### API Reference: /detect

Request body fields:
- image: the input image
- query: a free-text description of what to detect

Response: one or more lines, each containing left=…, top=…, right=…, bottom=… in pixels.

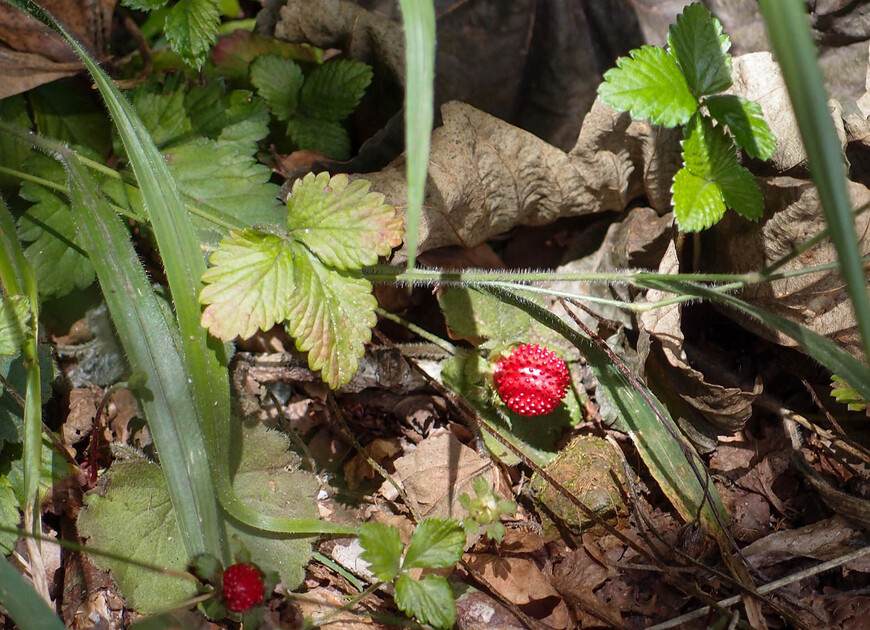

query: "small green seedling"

left=458, top=476, right=516, bottom=542
left=831, top=374, right=868, bottom=412
left=358, top=517, right=465, bottom=629
left=598, top=2, right=776, bottom=231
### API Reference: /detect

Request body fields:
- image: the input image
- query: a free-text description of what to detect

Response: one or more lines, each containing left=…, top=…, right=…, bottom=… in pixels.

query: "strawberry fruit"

left=222, top=563, right=265, bottom=612
left=493, top=344, right=570, bottom=416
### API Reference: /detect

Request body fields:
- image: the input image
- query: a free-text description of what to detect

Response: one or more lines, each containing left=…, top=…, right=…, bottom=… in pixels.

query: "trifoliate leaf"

left=200, top=230, right=293, bottom=340
left=705, top=94, right=776, bottom=160
left=127, top=73, right=192, bottom=149
left=672, top=167, right=726, bottom=231
left=358, top=523, right=403, bottom=581
left=287, top=116, right=351, bottom=160
left=0, top=296, right=30, bottom=356
left=17, top=182, right=95, bottom=297
left=402, top=518, right=465, bottom=570
left=674, top=114, right=762, bottom=229
left=395, top=573, right=456, bottom=630
left=164, top=0, right=221, bottom=68
left=286, top=173, right=404, bottom=269
left=598, top=45, right=697, bottom=127
left=299, top=59, right=373, bottom=122
left=667, top=3, right=731, bottom=96
left=250, top=55, right=304, bottom=122
left=284, top=247, right=377, bottom=387
left=718, top=164, right=763, bottom=221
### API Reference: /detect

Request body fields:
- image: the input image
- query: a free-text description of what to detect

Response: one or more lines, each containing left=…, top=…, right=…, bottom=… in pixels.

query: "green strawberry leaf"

left=30, top=82, right=112, bottom=157
left=164, top=0, right=221, bottom=68
left=162, top=137, right=283, bottom=241
left=395, top=573, right=456, bottom=630
left=17, top=179, right=96, bottom=297
left=0, top=96, right=35, bottom=188
left=184, top=82, right=271, bottom=154
left=831, top=375, right=867, bottom=412
left=402, top=517, right=464, bottom=570
left=718, top=163, right=763, bottom=221
left=300, top=59, right=373, bottom=122
left=674, top=114, right=762, bottom=230
left=200, top=230, right=293, bottom=341
left=672, top=167, right=727, bottom=231
left=284, top=246, right=377, bottom=387
left=285, top=173, right=403, bottom=269
left=200, top=173, right=403, bottom=387
left=667, top=3, right=732, bottom=96
left=0, top=296, right=30, bottom=356
left=358, top=522, right=403, bottom=581
left=287, top=116, right=351, bottom=159
left=705, top=94, right=776, bottom=160
left=126, top=73, right=193, bottom=150
left=250, top=55, right=304, bottom=122
left=598, top=45, right=697, bottom=127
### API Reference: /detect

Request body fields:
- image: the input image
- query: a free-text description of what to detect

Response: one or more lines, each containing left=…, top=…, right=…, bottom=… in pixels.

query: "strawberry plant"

left=598, top=2, right=776, bottom=231
left=358, top=517, right=465, bottom=630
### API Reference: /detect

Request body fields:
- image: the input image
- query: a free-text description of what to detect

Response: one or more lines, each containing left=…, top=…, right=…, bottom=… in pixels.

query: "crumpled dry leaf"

left=729, top=53, right=847, bottom=173
left=640, top=242, right=764, bottom=435
left=463, top=553, right=571, bottom=629
left=0, top=0, right=114, bottom=99
left=379, top=431, right=493, bottom=521
left=706, top=176, right=870, bottom=361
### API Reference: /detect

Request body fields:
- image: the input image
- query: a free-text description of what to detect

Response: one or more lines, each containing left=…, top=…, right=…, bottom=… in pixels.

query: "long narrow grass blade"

left=63, top=147, right=222, bottom=558
left=758, top=0, right=870, bottom=361
left=0, top=200, right=42, bottom=547
left=0, top=555, right=66, bottom=630
left=397, top=0, right=435, bottom=269
left=477, top=285, right=729, bottom=534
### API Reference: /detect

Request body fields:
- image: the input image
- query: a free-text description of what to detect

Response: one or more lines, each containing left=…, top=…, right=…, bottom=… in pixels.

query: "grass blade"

left=397, top=0, right=435, bottom=269
left=0, top=555, right=66, bottom=630
left=758, top=0, right=870, bottom=361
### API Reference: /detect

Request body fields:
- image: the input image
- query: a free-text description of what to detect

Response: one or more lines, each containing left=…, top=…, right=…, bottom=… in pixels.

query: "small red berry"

left=493, top=344, right=570, bottom=416
left=222, top=563, right=265, bottom=612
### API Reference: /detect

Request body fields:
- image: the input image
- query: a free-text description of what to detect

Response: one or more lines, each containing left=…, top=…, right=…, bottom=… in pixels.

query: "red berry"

left=493, top=344, right=570, bottom=416
left=222, top=563, right=265, bottom=612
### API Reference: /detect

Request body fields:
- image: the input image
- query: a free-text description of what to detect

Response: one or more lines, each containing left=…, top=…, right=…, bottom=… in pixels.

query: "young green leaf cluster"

left=358, top=518, right=465, bottom=629
left=458, top=476, right=516, bottom=542
left=597, top=2, right=776, bottom=231
left=830, top=375, right=868, bottom=412
left=199, top=172, right=404, bottom=388
left=250, top=55, right=373, bottom=160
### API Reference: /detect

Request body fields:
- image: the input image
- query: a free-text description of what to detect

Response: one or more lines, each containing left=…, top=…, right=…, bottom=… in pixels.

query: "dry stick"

left=383, top=342, right=755, bottom=629
left=646, top=542, right=870, bottom=630
left=557, top=298, right=809, bottom=627
left=325, top=391, right=424, bottom=525
left=802, top=379, right=870, bottom=463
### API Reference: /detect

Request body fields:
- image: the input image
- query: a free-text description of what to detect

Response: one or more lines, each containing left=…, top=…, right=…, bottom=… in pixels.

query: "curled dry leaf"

left=0, top=0, right=114, bottom=98
left=640, top=242, right=764, bottom=437
left=706, top=176, right=870, bottom=361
